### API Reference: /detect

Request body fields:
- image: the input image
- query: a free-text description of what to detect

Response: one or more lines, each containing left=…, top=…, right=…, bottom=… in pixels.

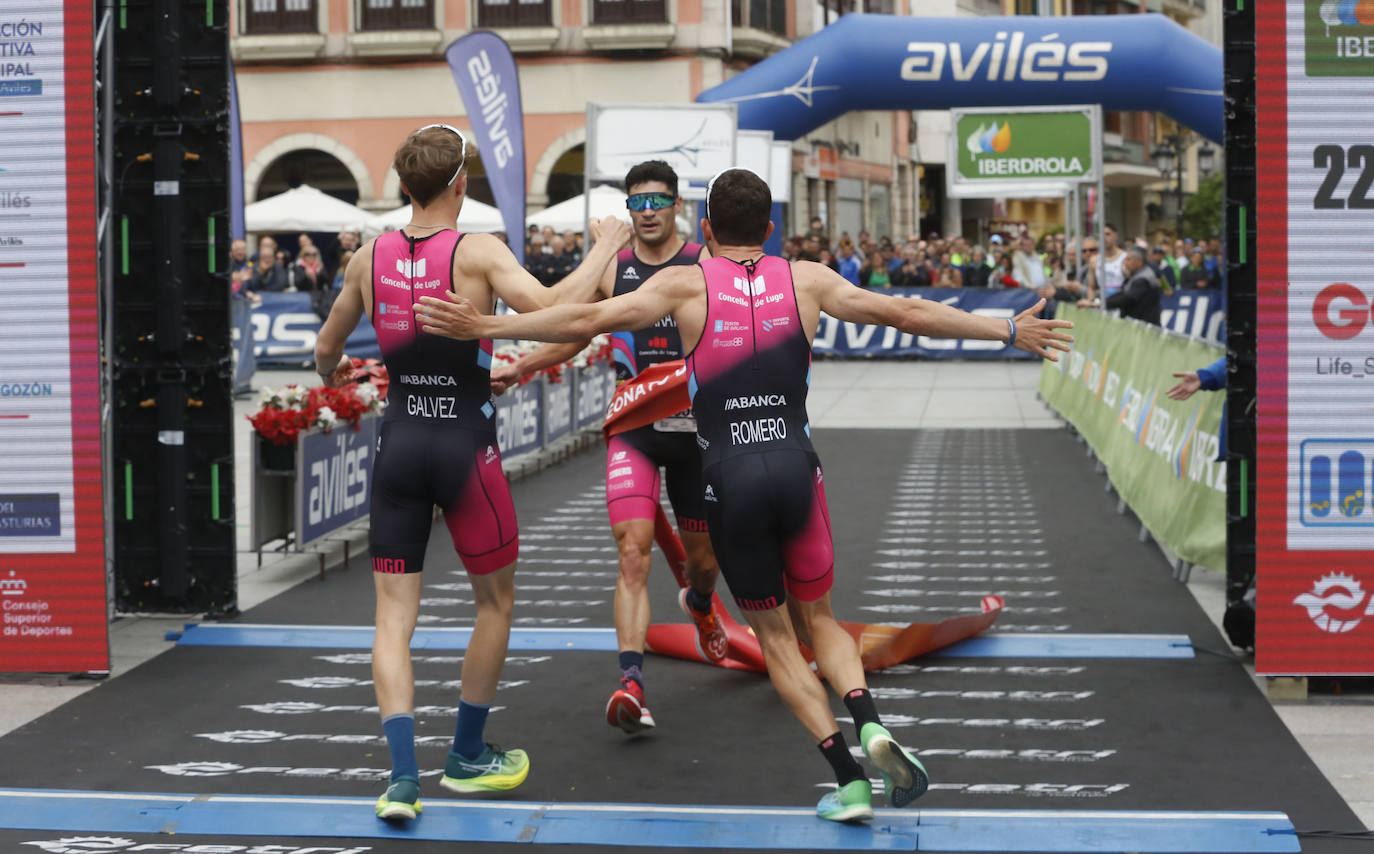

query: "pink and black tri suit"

left=368, top=229, right=518, bottom=575
left=685, top=255, right=834, bottom=611
left=604, top=242, right=708, bottom=533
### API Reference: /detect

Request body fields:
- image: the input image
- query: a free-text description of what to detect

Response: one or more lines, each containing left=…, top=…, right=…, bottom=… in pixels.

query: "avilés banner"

left=445, top=32, right=526, bottom=264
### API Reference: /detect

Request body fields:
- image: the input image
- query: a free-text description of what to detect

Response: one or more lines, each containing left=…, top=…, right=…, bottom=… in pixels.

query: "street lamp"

left=1151, top=135, right=1217, bottom=239
left=1152, top=133, right=1187, bottom=239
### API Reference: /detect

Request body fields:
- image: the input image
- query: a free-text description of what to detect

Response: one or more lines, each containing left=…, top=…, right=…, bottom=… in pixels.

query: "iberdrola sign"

left=949, top=105, right=1099, bottom=192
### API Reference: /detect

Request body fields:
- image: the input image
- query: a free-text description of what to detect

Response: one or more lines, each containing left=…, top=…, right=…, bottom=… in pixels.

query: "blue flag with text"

left=446, top=33, right=527, bottom=264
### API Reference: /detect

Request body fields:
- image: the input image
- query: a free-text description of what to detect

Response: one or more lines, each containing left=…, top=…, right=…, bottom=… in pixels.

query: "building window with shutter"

left=243, top=0, right=317, bottom=34
left=477, top=0, right=553, bottom=27
left=592, top=0, right=667, bottom=25
left=360, top=0, right=434, bottom=30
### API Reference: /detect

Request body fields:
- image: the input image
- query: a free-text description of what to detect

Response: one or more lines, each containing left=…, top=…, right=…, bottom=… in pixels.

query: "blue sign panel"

left=296, top=417, right=378, bottom=547
left=543, top=375, right=573, bottom=444
left=250, top=293, right=381, bottom=367
left=495, top=377, right=543, bottom=458
left=0, top=493, right=59, bottom=537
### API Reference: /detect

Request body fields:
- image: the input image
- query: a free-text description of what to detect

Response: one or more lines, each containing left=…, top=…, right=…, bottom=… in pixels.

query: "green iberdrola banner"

left=955, top=109, right=1093, bottom=183
left=1038, top=306, right=1226, bottom=572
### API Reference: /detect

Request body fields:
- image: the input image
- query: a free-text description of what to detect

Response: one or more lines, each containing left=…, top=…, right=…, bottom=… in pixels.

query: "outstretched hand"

left=1166, top=371, right=1202, bottom=401
left=416, top=293, right=485, bottom=340
left=1012, top=299, right=1075, bottom=361
left=589, top=216, right=633, bottom=250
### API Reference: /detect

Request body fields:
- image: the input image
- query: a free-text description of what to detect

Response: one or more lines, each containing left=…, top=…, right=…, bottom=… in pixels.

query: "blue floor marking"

left=170, top=624, right=622, bottom=651
left=171, top=624, right=1195, bottom=658
left=0, top=789, right=1298, bottom=852
left=930, top=633, right=1196, bottom=659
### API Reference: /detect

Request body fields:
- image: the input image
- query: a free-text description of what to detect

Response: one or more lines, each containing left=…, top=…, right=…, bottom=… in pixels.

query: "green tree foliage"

left=1181, top=172, right=1224, bottom=239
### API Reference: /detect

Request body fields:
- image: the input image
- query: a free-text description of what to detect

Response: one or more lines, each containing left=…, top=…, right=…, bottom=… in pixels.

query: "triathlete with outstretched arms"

left=415, top=168, right=1073, bottom=821
left=314, top=123, right=631, bottom=821
left=490, top=160, right=728, bottom=735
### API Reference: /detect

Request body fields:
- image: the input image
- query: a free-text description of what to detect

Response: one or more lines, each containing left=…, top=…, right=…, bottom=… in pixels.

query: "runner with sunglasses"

left=416, top=167, right=1073, bottom=822
left=491, top=160, right=728, bottom=736
left=314, top=123, right=632, bottom=821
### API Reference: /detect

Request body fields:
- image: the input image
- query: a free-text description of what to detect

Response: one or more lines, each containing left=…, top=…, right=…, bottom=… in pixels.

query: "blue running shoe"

left=375, top=776, right=422, bottom=821
left=816, top=778, right=874, bottom=823
left=860, top=722, right=929, bottom=808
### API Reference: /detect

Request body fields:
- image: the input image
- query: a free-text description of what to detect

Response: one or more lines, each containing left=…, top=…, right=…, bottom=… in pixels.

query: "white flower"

left=316, top=406, right=338, bottom=428
left=257, top=387, right=278, bottom=408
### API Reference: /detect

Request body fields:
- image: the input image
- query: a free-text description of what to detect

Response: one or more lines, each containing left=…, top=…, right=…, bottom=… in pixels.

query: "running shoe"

left=678, top=588, right=729, bottom=663
left=605, top=677, right=656, bottom=734
left=859, top=722, right=929, bottom=808
left=375, top=776, right=422, bottom=821
left=816, top=778, right=874, bottom=823
left=439, top=743, right=530, bottom=794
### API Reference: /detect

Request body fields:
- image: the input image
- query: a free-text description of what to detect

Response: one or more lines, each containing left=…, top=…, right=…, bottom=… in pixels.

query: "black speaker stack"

left=1222, top=0, right=1257, bottom=647
left=109, top=0, right=236, bottom=614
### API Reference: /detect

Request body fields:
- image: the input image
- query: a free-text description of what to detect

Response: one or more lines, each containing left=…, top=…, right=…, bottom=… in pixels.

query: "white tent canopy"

left=245, top=184, right=385, bottom=236
left=527, top=185, right=691, bottom=235
left=376, top=198, right=505, bottom=233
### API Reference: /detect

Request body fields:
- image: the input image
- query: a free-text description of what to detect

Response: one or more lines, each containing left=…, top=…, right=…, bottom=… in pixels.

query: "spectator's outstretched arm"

left=803, top=261, right=1073, bottom=361
left=1196, top=355, right=1227, bottom=391
left=1165, top=372, right=1202, bottom=401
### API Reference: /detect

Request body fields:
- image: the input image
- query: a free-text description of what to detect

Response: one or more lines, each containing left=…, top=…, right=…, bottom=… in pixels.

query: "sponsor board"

left=1256, top=1, right=1374, bottom=672
left=0, top=0, right=105, bottom=672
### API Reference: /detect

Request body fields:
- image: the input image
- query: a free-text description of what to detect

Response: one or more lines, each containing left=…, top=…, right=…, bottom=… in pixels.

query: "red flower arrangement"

left=492, top=336, right=616, bottom=387
left=247, top=378, right=385, bottom=446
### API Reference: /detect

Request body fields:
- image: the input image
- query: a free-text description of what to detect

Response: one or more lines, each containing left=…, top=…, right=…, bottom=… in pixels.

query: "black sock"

left=685, top=586, right=712, bottom=614
left=818, top=731, right=865, bottom=786
left=618, top=650, right=644, bottom=687
left=843, top=688, right=881, bottom=738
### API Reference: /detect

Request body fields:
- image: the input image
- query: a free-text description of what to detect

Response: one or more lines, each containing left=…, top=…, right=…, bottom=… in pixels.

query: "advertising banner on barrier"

left=575, top=364, right=614, bottom=431
left=496, top=376, right=543, bottom=458
left=543, top=375, right=573, bottom=444
left=250, top=292, right=381, bottom=367
left=0, top=2, right=106, bottom=673
left=1254, top=2, right=1374, bottom=673
left=1038, top=306, right=1226, bottom=572
left=295, top=417, right=378, bottom=549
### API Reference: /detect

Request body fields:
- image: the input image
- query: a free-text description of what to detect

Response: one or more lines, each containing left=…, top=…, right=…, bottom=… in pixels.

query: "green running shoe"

left=375, top=776, right=422, bottom=821
left=860, top=722, right=929, bottom=808
left=440, top=743, right=530, bottom=794
left=816, top=778, right=874, bottom=823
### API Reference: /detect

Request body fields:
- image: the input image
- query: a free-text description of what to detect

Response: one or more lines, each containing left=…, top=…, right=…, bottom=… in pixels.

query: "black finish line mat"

left=0, top=429, right=1365, bottom=853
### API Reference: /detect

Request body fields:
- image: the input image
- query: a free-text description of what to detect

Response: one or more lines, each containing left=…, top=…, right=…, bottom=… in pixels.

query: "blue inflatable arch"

left=696, top=14, right=1222, bottom=143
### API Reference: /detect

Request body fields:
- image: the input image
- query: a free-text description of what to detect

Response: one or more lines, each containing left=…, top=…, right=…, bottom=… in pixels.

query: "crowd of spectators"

left=785, top=217, right=1225, bottom=327
left=231, top=229, right=364, bottom=305
left=522, top=224, right=585, bottom=287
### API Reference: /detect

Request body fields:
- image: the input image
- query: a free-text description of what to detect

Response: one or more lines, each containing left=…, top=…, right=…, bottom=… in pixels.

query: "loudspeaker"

left=110, top=0, right=236, bottom=614
left=1223, top=0, right=1256, bottom=649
